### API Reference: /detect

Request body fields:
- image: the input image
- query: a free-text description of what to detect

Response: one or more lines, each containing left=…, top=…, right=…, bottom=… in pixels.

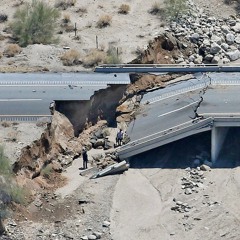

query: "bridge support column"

left=211, top=127, right=229, bottom=163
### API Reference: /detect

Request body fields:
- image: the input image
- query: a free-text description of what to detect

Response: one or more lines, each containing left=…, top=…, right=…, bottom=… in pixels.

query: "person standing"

left=116, top=129, right=124, bottom=146
left=82, top=147, right=88, bottom=169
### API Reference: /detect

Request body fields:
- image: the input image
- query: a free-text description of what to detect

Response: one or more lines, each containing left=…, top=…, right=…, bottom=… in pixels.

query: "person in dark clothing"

left=82, top=147, right=88, bottom=169
left=116, top=129, right=124, bottom=146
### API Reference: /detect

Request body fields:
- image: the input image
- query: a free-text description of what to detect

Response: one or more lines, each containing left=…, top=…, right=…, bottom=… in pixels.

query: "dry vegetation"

left=60, top=49, right=80, bottom=66
left=54, top=0, right=76, bottom=10
left=118, top=4, right=130, bottom=14
left=3, top=44, right=21, bottom=57
left=96, top=15, right=112, bottom=28
left=82, top=49, right=107, bottom=67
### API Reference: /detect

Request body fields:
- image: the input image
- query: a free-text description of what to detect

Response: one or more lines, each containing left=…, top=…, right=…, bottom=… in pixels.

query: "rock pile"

left=166, top=0, right=240, bottom=64
left=181, top=168, right=205, bottom=195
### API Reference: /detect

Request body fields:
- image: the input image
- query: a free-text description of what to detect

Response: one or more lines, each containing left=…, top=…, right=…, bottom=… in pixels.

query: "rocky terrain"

left=1, top=0, right=240, bottom=240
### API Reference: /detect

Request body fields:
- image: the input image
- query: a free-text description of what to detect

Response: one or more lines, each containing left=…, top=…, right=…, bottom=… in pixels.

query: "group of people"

left=80, top=129, right=125, bottom=170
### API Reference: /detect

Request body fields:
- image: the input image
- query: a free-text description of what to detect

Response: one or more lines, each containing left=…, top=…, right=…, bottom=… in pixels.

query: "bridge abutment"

left=211, top=127, right=229, bottom=163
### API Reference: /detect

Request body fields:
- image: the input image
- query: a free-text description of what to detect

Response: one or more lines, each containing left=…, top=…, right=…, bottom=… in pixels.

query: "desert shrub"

left=0, top=35, right=6, bottom=41
left=164, top=0, right=188, bottom=20
left=60, top=49, right=80, bottom=66
left=149, top=2, right=163, bottom=15
left=0, top=52, right=2, bottom=59
left=64, top=24, right=75, bottom=32
left=41, top=165, right=53, bottom=179
left=0, top=14, right=8, bottom=23
left=6, top=130, right=18, bottom=142
left=62, top=13, right=71, bottom=23
left=106, top=46, right=122, bottom=64
left=1, top=122, right=11, bottom=128
left=83, top=49, right=107, bottom=68
left=12, top=0, right=24, bottom=7
left=118, top=4, right=130, bottom=14
left=0, top=146, right=11, bottom=176
left=8, top=184, right=26, bottom=204
left=11, top=0, right=60, bottom=46
left=3, top=44, right=22, bottom=57
left=76, top=7, right=88, bottom=16
left=96, top=15, right=112, bottom=28
left=55, top=0, right=76, bottom=10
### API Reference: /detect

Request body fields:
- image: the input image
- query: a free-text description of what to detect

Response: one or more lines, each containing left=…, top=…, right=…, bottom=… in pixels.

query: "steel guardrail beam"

left=118, top=118, right=213, bottom=159
left=95, top=64, right=240, bottom=73
left=0, top=115, right=52, bottom=122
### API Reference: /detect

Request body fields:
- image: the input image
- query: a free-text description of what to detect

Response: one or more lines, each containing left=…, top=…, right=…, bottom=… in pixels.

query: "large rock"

left=210, top=42, right=221, bottom=54
left=226, top=33, right=235, bottom=45
left=226, top=50, right=240, bottom=61
left=211, top=55, right=220, bottom=64
left=231, top=23, right=240, bottom=33
left=235, top=35, right=240, bottom=44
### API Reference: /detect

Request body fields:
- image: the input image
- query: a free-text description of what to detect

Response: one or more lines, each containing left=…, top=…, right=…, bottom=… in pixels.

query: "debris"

left=200, top=164, right=211, bottom=171
left=91, top=160, right=129, bottom=179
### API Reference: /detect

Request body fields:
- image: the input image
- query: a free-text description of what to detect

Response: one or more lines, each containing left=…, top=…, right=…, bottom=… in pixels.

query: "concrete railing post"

left=211, top=127, right=229, bottom=163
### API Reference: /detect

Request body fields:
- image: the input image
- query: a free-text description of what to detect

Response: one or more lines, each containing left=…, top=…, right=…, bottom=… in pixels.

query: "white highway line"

left=200, top=113, right=240, bottom=116
left=0, top=99, right=42, bottom=101
left=158, top=101, right=199, bottom=118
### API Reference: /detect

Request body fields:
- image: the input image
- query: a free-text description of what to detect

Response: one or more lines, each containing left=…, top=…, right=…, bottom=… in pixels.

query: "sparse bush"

left=76, top=7, right=87, bottom=16
left=118, top=4, right=130, bottom=14
left=62, top=13, right=71, bottom=23
left=6, top=130, right=18, bottom=142
left=1, top=122, right=11, bottom=128
left=0, top=52, right=2, bottom=59
left=8, top=185, right=26, bottom=204
left=149, top=2, right=163, bottom=15
left=106, top=46, right=122, bottom=64
left=64, top=24, right=75, bottom=32
left=11, top=0, right=60, bottom=46
left=55, top=0, right=76, bottom=10
left=0, top=146, right=11, bottom=176
left=3, top=44, right=22, bottom=57
left=96, top=15, right=112, bottom=28
left=0, top=35, right=6, bottom=41
left=12, top=0, right=24, bottom=7
left=60, top=49, right=80, bottom=66
left=164, top=0, right=188, bottom=20
left=0, top=14, right=8, bottom=23
left=83, top=49, right=107, bottom=68
left=41, top=164, right=53, bottom=179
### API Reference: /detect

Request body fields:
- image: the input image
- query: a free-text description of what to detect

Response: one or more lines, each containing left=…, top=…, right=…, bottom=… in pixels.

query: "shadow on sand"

left=129, top=129, right=240, bottom=169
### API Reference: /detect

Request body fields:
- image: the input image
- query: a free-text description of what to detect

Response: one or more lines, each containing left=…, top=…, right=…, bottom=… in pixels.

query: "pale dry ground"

left=111, top=163, right=240, bottom=239
left=0, top=0, right=166, bottom=72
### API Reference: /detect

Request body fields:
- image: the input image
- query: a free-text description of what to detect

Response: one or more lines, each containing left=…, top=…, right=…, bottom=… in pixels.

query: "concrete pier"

left=211, top=127, right=229, bottom=163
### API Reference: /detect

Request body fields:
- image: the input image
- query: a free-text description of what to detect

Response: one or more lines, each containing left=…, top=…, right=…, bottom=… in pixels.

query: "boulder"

left=221, top=43, right=229, bottom=51
left=226, top=33, right=235, bottom=45
left=210, top=42, right=221, bottom=54
left=211, top=55, right=220, bottom=64
left=200, top=164, right=211, bottom=171
left=231, top=22, right=240, bottom=33
left=235, top=35, right=240, bottom=44
left=226, top=50, right=240, bottom=61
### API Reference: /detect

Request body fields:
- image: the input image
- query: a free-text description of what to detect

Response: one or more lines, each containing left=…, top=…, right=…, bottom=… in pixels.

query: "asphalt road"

left=119, top=72, right=240, bottom=159
left=0, top=72, right=130, bottom=118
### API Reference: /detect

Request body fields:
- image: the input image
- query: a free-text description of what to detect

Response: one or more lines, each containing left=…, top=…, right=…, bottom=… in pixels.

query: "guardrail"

left=118, top=117, right=213, bottom=159
left=95, top=64, right=240, bottom=73
left=0, top=115, right=52, bottom=122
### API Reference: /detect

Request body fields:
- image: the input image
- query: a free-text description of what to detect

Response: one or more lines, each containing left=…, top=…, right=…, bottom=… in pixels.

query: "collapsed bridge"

left=117, top=72, right=240, bottom=163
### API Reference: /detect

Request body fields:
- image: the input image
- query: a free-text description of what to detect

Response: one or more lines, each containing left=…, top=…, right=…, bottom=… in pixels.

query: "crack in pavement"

left=192, top=73, right=212, bottom=120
